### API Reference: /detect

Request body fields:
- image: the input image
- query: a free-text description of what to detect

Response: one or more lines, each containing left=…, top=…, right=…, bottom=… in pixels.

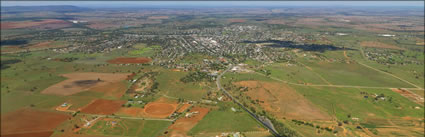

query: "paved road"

left=216, top=65, right=281, bottom=137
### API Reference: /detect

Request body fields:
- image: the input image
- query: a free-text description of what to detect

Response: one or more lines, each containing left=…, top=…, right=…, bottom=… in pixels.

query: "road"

left=216, top=64, right=281, bottom=137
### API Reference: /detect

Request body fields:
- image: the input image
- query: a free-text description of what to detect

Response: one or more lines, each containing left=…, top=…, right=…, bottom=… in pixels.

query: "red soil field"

left=168, top=107, right=209, bottom=137
left=118, top=97, right=179, bottom=118
left=143, top=103, right=178, bottom=118
left=117, top=107, right=145, bottom=117
left=176, top=103, right=191, bottom=113
left=1, top=19, right=70, bottom=29
left=80, top=99, right=126, bottom=115
left=1, top=108, right=70, bottom=136
left=360, top=41, right=405, bottom=50
left=391, top=88, right=424, bottom=105
left=107, top=57, right=152, bottom=64
left=228, top=19, right=246, bottom=23
left=1, top=131, right=54, bottom=137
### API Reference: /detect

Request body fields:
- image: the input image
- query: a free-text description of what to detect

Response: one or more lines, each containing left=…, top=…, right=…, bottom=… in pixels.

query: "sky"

left=1, top=1, right=424, bottom=8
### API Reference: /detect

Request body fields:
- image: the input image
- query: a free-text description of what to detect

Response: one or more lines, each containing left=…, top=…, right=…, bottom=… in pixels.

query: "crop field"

left=79, top=118, right=171, bottom=137
left=189, top=107, right=264, bottom=135
left=41, top=72, right=130, bottom=96
left=1, top=108, right=70, bottom=136
left=291, top=86, right=424, bottom=120
left=167, top=106, right=210, bottom=136
left=80, top=99, right=126, bottom=115
left=264, top=63, right=331, bottom=85
left=296, top=60, right=413, bottom=87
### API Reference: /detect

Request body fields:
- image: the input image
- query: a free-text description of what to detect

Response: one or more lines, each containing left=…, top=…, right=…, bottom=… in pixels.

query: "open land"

left=1, top=5, right=423, bottom=137
left=41, top=72, right=130, bottom=96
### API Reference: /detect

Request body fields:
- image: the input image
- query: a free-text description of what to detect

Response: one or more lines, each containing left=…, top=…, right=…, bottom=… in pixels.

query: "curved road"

left=216, top=65, right=281, bottom=137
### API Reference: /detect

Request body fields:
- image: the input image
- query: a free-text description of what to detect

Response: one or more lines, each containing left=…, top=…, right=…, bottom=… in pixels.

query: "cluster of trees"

left=268, top=117, right=300, bottom=137
left=291, top=119, right=334, bottom=132
left=56, top=57, right=78, bottom=62
left=180, top=71, right=214, bottom=83
left=1, top=59, right=21, bottom=70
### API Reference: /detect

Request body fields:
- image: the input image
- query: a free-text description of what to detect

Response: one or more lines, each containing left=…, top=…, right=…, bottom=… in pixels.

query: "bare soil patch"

left=391, top=88, right=424, bottom=105
left=90, top=81, right=127, bottom=98
left=360, top=41, right=405, bottom=50
left=1, top=131, right=54, bottom=137
left=141, top=97, right=178, bottom=118
left=1, top=108, right=70, bottom=135
left=176, top=103, right=191, bottom=113
left=144, top=103, right=176, bottom=118
left=118, top=107, right=145, bottom=117
left=107, top=57, right=152, bottom=64
left=234, top=81, right=331, bottom=120
left=41, top=72, right=130, bottom=96
left=80, top=99, right=126, bottom=115
left=168, top=107, right=209, bottom=137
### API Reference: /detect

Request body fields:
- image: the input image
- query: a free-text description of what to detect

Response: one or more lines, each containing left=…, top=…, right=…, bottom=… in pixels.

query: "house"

left=231, top=107, right=237, bottom=112
left=217, top=96, right=224, bottom=101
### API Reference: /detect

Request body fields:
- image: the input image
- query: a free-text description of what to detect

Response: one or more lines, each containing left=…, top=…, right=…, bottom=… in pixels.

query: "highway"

left=216, top=64, right=281, bottom=137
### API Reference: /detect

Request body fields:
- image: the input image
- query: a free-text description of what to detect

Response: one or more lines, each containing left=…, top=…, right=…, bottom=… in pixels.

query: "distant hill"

left=1, top=5, right=90, bottom=13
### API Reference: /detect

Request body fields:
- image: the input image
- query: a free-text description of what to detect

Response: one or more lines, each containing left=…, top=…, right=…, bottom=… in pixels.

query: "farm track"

left=298, top=62, right=333, bottom=85
left=357, top=62, right=423, bottom=90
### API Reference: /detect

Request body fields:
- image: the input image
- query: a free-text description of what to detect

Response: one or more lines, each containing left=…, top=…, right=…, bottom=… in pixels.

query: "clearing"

left=142, top=97, right=179, bottom=118
left=168, top=107, right=210, bottom=137
left=41, top=72, right=130, bottom=96
left=234, top=81, right=332, bottom=120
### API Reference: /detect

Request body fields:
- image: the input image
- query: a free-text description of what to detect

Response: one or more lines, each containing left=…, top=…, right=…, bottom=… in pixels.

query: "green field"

left=290, top=86, right=424, bottom=121
left=156, top=69, right=208, bottom=101
left=129, top=43, right=161, bottom=57
left=79, top=119, right=171, bottom=137
left=189, top=107, right=263, bottom=135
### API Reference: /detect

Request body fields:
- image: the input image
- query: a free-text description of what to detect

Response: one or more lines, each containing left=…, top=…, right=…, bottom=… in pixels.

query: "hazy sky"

left=2, top=1, right=424, bottom=8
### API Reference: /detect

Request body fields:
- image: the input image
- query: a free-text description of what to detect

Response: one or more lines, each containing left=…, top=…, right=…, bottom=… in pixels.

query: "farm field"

left=156, top=69, right=209, bottom=101
left=189, top=107, right=265, bottom=135
left=1, top=108, right=70, bottom=136
left=78, top=118, right=171, bottom=137
left=41, top=72, right=131, bottom=96
left=234, top=80, right=331, bottom=120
